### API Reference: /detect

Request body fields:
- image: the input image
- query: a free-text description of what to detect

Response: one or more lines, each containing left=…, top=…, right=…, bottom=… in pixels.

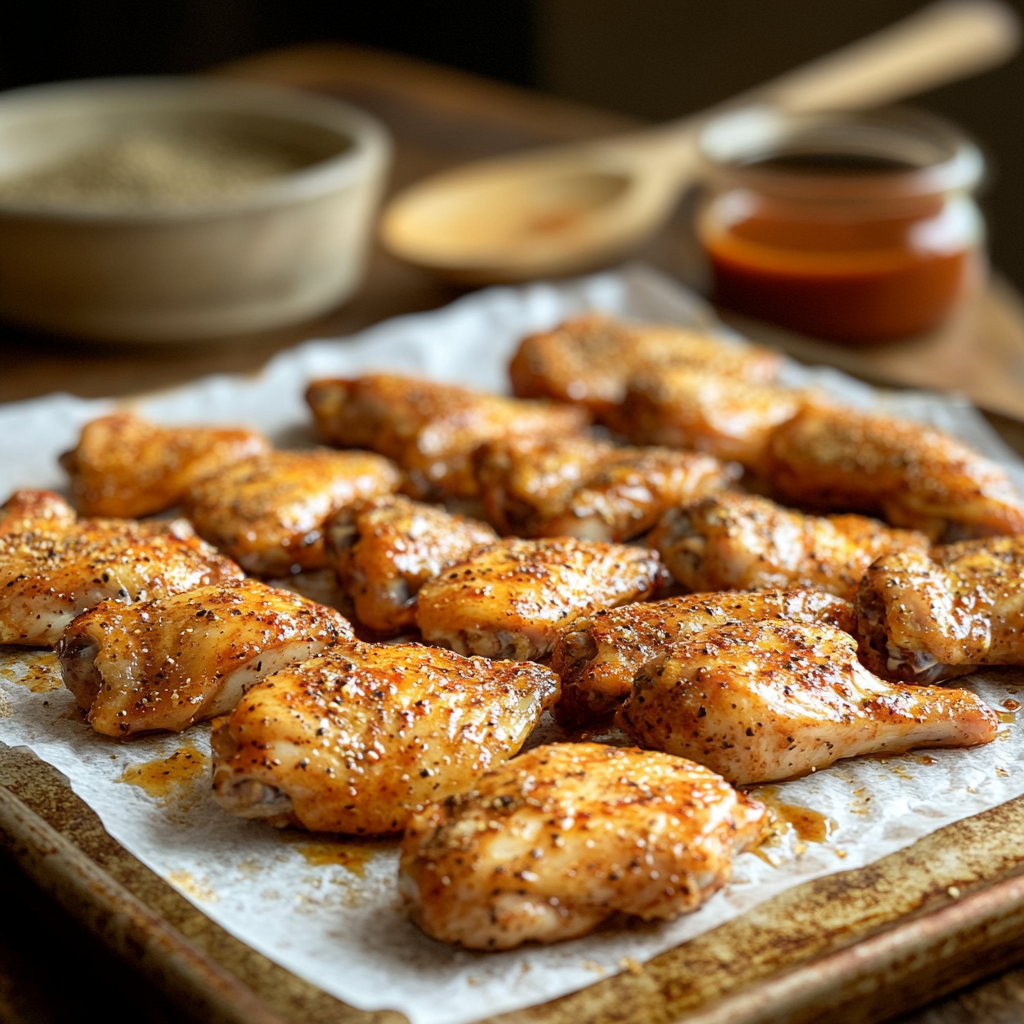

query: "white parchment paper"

left=1, top=264, right=1023, bottom=1024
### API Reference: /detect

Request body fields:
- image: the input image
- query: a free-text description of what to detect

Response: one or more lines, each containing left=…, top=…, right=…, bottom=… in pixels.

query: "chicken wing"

left=856, top=536, right=1024, bottom=683
left=0, top=518, right=242, bottom=646
left=0, top=490, right=76, bottom=535
left=58, top=578, right=353, bottom=737
left=416, top=537, right=667, bottom=660
left=325, top=494, right=497, bottom=635
left=651, top=493, right=930, bottom=600
left=612, top=368, right=804, bottom=472
left=305, top=373, right=591, bottom=500
left=183, top=448, right=400, bottom=576
left=475, top=435, right=735, bottom=541
left=553, top=588, right=854, bottom=725
left=399, top=742, right=766, bottom=949
left=60, top=412, right=269, bottom=518
left=767, top=402, right=1024, bottom=539
left=619, top=620, right=998, bottom=785
left=509, top=313, right=782, bottom=422
left=211, top=642, right=559, bottom=834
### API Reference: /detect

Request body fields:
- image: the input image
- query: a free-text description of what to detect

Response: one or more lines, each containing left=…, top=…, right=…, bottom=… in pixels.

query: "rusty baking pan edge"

left=0, top=781, right=291, bottom=1024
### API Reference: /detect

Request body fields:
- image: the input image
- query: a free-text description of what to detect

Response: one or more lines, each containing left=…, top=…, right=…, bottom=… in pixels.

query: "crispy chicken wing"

left=856, top=536, right=1024, bottom=683
left=553, top=588, right=854, bottom=725
left=399, top=742, right=766, bottom=949
left=211, top=642, right=559, bottom=834
left=60, top=412, right=269, bottom=518
left=0, top=490, right=76, bottom=535
left=305, top=373, right=591, bottom=500
left=58, top=579, right=352, bottom=737
left=416, top=537, right=666, bottom=661
left=183, top=448, right=400, bottom=576
left=0, top=518, right=242, bottom=646
left=767, top=402, right=1024, bottom=539
left=325, top=494, right=497, bottom=635
left=475, top=435, right=735, bottom=541
left=651, top=493, right=930, bottom=600
left=509, top=313, right=782, bottom=421
left=619, top=620, right=998, bottom=785
left=613, top=368, right=804, bottom=472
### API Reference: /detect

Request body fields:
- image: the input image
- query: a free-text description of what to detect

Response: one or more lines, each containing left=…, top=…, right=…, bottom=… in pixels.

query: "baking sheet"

left=1, top=264, right=1023, bottom=1024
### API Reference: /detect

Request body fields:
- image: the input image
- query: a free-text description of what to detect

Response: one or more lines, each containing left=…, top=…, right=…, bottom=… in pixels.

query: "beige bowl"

left=0, top=77, right=391, bottom=342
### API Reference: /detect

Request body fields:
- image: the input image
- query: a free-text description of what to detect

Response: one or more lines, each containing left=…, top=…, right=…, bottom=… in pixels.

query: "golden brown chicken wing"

left=619, top=620, right=998, bottom=785
left=612, top=368, right=805, bottom=472
left=416, top=537, right=667, bottom=660
left=475, top=435, right=735, bottom=541
left=552, top=588, right=854, bottom=725
left=325, top=494, right=497, bottom=635
left=0, top=490, right=76, bottom=535
left=58, top=579, right=353, bottom=737
left=0, top=518, right=242, bottom=646
left=767, top=402, right=1024, bottom=539
left=211, top=642, right=559, bottom=834
left=183, top=448, right=400, bottom=576
left=399, top=742, right=766, bottom=949
left=60, top=412, right=269, bottom=518
left=855, top=536, right=1024, bottom=683
left=651, top=493, right=930, bottom=600
left=509, top=313, right=782, bottom=422
left=305, top=373, right=591, bottom=500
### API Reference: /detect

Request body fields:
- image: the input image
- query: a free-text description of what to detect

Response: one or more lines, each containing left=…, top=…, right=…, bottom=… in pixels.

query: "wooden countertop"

left=2, top=42, right=1024, bottom=1024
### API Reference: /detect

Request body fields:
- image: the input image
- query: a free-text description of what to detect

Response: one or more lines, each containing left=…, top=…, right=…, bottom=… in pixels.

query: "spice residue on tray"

left=8, top=651, right=62, bottom=692
left=117, top=741, right=209, bottom=803
left=292, top=837, right=390, bottom=877
left=0, top=129, right=317, bottom=211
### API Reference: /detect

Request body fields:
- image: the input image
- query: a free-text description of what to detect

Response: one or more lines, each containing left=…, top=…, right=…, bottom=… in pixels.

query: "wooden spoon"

left=379, top=0, right=1019, bottom=284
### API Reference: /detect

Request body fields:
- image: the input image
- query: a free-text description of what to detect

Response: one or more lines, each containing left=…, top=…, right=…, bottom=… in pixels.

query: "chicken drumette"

left=651, top=492, right=929, bottom=600
left=619, top=619, right=998, bottom=785
left=856, top=535, right=1024, bottom=683
left=61, top=412, right=269, bottom=518
left=552, top=588, right=854, bottom=724
left=475, top=435, right=734, bottom=542
left=0, top=518, right=242, bottom=646
left=416, top=537, right=666, bottom=660
left=211, top=642, right=559, bottom=833
left=400, top=742, right=766, bottom=949
left=58, top=579, right=353, bottom=737
left=183, top=448, right=400, bottom=576
left=305, top=373, right=590, bottom=501
left=325, top=494, right=497, bottom=635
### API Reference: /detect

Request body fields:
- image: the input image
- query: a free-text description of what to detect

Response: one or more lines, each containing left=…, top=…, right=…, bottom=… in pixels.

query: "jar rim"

left=696, top=105, right=984, bottom=200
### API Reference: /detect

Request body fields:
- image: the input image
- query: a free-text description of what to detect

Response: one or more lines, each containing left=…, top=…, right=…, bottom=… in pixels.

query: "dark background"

left=1, top=0, right=1021, bottom=290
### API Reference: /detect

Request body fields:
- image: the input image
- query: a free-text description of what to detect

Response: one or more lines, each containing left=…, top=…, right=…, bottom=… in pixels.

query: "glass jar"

left=695, top=107, right=986, bottom=344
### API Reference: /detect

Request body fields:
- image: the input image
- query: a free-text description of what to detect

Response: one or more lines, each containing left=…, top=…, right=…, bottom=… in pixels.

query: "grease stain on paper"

left=117, top=742, right=208, bottom=805
left=167, top=869, right=219, bottom=903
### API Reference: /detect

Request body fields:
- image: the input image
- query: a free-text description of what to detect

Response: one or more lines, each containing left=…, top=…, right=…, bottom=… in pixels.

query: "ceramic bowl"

left=0, top=77, right=391, bottom=342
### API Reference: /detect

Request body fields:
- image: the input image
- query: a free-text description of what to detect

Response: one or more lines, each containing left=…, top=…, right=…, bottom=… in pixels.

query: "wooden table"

left=3, top=43, right=1024, bottom=1024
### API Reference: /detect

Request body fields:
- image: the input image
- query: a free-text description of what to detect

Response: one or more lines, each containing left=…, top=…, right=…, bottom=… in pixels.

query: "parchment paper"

left=1, top=264, right=1023, bottom=1024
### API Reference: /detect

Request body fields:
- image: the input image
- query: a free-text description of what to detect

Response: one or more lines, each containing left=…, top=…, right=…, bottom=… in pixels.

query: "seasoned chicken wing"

left=619, top=620, right=998, bottom=785
left=767, top=402, right=1024, bottom=539
left=325, top=494, right=497, bottom=635
left=509, top=313, right=782, bottom=421
left=60, top=412, right=269, bottom=518
left=0, top=518, right=242, bottom=646
left=475, top=435, right=735, bottom=541
left=0, top=490, right=76, bottom=534
left=613, top=368, right=804, bottom=472
left=856, top=536, right=1024, bottom=683
left=183, top=448, right=400, bottom=576
left=399, top=742, right=766, bottom=949
left=58, top=579, right=352, bottom=737
left=553, top=588, right=854, bottom=725
left=416, top=537, right=667, bottom=660
left=651, top=493, right=929, bottom=600
left=211, top=642, right=559, bottom=834
left=305, top=373, right=591, bottom=500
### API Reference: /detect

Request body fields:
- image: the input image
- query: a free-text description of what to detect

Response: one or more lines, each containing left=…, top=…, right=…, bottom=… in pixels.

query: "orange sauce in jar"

left=696, top=109, right=985, bottom=344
